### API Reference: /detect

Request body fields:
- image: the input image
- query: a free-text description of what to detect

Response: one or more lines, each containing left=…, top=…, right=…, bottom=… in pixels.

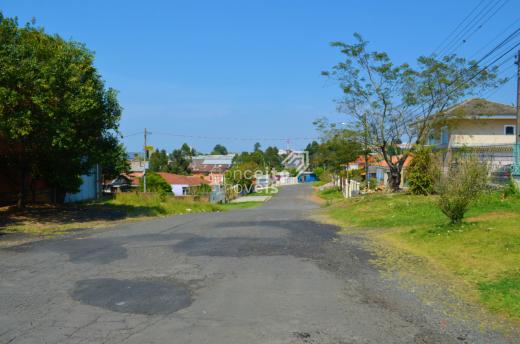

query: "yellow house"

left=428, top=98, right=517, bottom=171
left=427, top=98, right=516, bottom=148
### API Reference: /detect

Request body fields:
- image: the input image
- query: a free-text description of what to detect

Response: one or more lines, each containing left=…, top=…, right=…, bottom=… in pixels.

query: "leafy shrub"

left=406, top=146, right=437, bottom=195
left=436, top=155, right=489, bottom=224
left=502, top=177, right=520, bottom=198
left=139, top=172, right=172, bottom=194
left=368, top=177, right=378, bottom=190
left=314, top=167, right=325, bottom=179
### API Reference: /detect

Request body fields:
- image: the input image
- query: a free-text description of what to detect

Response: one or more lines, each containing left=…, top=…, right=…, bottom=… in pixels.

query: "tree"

left=100, top=143, right=130, bottom=180
left=323, top=33, right=499, bottom=191
left=406, top=146, right=437, bottom=195
left=309, top=118, right=362, bottom=173
left=149, top=149, right=169, bottom=172
left=263, top=146, right=283, bottom=171
left=139, top=172, right=172, bottom=194
left=225, top=161, right=260, bottom=194
left=254, top=142, right=261, bottom=152
left=0, top=14, right=122, bottom=207
left=211, top=144, right=228, bottom=155
left=169, top=143, right=194, bottom=175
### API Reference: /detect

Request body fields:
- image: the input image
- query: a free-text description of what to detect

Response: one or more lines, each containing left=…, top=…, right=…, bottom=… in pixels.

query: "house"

left=157, top=172, right=209, bottom=196
left=343, top=154, right=413, bottom=187
left=190, top=154, right=235, bottom=185
left=103, top=173, right=140, bottom=193
left=63, top=165, right=102, bottom=203
left=427, top=98, right=517, bottom=171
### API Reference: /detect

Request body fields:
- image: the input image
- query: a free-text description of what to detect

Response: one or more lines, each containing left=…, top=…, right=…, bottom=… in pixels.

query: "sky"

left=2, top=0, right=519, bottom=153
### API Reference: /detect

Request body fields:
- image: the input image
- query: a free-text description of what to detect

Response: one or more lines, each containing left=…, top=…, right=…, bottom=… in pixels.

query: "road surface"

left=0, top=185, right=513, bottom=343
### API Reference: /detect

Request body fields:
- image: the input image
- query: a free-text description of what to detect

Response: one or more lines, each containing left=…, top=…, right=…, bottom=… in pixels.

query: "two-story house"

left=427, top=98, right=516, bottom=171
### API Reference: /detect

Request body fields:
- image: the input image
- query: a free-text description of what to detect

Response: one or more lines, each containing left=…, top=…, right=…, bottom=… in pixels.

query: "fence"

left=440, top=145, right=514, bottom=186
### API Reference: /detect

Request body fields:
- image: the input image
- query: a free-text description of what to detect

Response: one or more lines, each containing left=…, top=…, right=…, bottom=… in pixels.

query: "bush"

left=406, top=146, right=437, bottom=195
left=437, top=155, right=489, bottom=224
left=502, top=177, right=520, bottom=198
left=139, top=172, right=172, bottom=194
left=314, top=167, right=325, bottom=179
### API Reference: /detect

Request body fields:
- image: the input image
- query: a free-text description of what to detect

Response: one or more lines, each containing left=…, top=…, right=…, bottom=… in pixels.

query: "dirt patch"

left=70, top=278, right=192, bottom=315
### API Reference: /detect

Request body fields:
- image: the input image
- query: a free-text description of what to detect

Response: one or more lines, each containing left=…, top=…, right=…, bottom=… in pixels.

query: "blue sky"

left=2, top=0, right=519, bottom=153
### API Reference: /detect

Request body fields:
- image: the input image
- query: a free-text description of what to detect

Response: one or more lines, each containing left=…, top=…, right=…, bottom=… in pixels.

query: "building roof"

left=442, top=98, right=515, bottom=119
left=190, top=154, right=235, bottom=173
left=157, top=172, right=209, bottom=186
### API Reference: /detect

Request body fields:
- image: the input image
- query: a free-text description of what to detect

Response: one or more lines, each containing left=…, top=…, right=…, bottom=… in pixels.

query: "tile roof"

left=157, top=172, right=209, bottom=186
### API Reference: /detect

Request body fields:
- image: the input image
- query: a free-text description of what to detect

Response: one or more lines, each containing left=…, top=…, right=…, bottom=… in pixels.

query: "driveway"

left=0, top=185, right=513, bottom=343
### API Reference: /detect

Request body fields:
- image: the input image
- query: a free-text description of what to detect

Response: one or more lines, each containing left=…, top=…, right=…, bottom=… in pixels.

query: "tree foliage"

left=211, top=144, right=228, bottom=155
left=406, top=146, right=437, bottom=195
left=307, top=118, right=362, bottom=173
left=0, top=14, right=122, bottom=206
left=149, top=149, right=169, bottom=172
left=323, top=33, right=499, bottom=191
left=139, top=172, right=172, bottom=194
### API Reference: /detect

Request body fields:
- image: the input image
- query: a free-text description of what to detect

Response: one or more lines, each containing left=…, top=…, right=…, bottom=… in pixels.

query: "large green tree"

left=149, top=149, right=169, bottom=172
left=211, top=144, right=228, bottom=155
left=323, top=33, right=500, bottom=190
left=169, top=143, right=195, bottom=175
left=0, top=14, right=123, bottom=206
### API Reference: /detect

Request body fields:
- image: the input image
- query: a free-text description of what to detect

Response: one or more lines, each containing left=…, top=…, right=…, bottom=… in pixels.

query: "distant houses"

left=157, top=172, right=209, bottom=196
left=189, top=154, right=235, bottom=186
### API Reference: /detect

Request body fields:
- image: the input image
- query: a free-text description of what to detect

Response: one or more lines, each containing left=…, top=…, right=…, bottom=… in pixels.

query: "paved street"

left=0, top=185, right=512, bottom=344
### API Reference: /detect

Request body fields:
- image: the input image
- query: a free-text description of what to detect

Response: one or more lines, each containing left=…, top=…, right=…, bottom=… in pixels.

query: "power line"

left=122, top=130, right=319, bottom=142
left=439, top=0, right=505, bottom=56
left=445, top=0, right=510, bottom=56
left=434, top=0, right=486, bottom=55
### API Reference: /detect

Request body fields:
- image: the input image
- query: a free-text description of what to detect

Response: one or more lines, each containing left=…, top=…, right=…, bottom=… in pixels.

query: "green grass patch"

left=479, top=274, right=520, bottom=319
left=324, top=191, right=520, bottom=322
left=312, top=180, right=328, bottom=187
left=317, top=187, right=343, bottom=201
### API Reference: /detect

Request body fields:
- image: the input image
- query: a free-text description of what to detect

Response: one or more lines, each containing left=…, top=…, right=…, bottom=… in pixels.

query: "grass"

left=248, top=188, right=277, bottom=196
left=312, top=180, right=328, bottom=187
left=324, top=190, right=520, bottom=323
left=317, top=187, right=343, bottom=201
left=0, top=192, right=257, bottom=236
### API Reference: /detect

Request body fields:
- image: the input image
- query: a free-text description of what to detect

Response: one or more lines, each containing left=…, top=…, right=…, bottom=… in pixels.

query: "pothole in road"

left=70, top=278, right=192, bottom=315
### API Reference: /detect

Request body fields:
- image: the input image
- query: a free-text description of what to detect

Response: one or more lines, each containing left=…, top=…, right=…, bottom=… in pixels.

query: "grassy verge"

left=0, top=192, right=253, bottom=236
left=317, top=186, right=343, bottom=202
left=312, top=180, right=328, bottom=187
left=323, top=191, right=520, bottom=323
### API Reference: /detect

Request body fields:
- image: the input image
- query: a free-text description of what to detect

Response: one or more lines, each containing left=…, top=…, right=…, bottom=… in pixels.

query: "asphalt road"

left=0, top=185, right=514, bottom=344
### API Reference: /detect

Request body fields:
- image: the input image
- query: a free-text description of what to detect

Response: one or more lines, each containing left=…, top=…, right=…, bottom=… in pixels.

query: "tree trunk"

left=388, top=167, right=401, bottom=192
left=17, top=168, right=26, bottom=209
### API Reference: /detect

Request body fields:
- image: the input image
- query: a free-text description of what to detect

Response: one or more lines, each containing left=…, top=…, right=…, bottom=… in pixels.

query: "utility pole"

left=514, top=52, right=520, bottom=182
left=143, top=128, right=148, bottom=193
left=363, top=113, right=369, bottom=189
left=516, top=51, right=520, bottom=145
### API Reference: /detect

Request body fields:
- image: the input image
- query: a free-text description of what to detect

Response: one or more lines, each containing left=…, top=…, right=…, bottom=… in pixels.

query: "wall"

left=449, top=119, right=516, bottom=147
left=171, top=184, right=188, bottom=196
left=64, top=166, right=100, bottom=203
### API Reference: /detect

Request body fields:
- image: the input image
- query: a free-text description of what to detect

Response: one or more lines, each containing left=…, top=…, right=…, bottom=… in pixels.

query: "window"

left=505, top=125, right=516, bottom=136
left=440, top=126, right=449, bottom=145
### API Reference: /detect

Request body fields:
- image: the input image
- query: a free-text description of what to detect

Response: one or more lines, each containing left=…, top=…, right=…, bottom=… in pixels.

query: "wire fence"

left=439, top=145, right=516, bottom=186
